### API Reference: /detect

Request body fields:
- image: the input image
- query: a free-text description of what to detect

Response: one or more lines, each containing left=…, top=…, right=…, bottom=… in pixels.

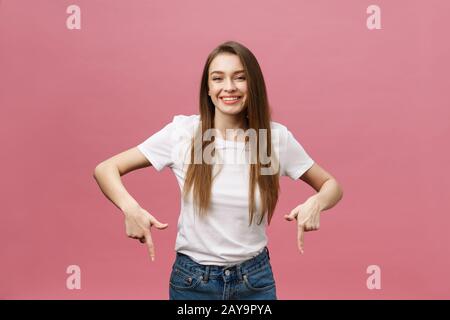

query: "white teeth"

left=222, top=97, right=240, bottom=101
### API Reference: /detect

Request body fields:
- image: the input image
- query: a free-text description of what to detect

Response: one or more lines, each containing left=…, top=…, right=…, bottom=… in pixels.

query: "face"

left=208, top=53, right=248, bottom=116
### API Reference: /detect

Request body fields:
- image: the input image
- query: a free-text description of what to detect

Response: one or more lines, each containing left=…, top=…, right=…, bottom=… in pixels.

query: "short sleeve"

left=281, top=130, right=315, bottom=180
left=137, top=114, right=199, bottom=172
left=137, top=120, right=175, bottom=172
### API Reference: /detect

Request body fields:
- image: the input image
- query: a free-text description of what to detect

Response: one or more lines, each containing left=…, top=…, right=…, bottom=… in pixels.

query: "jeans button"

left=225, top=270, right=230, bottom=276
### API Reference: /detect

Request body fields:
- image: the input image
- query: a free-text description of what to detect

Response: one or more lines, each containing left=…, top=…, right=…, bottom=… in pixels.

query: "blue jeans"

left=169, top=247, right=277, bottom=300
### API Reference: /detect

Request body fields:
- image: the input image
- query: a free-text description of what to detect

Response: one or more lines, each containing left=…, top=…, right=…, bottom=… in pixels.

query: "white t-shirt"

left=137, top=114, right=314, bottom=265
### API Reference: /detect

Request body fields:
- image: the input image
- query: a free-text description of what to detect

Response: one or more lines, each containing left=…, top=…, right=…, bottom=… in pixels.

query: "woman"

left=93, top=41, right=343, bottom=300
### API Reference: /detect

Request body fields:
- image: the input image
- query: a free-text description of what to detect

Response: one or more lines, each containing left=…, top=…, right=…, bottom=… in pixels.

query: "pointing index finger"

left=298, top=223, right=305, bottom=254
left=144, top=230, right=155, bottom=261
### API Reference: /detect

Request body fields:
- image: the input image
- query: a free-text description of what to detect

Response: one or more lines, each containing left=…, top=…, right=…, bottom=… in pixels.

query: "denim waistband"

left=173, top=247, right=271, bottom=281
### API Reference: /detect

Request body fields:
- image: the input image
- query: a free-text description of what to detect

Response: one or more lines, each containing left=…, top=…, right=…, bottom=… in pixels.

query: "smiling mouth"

left=220, top=96, right=242, bottom=104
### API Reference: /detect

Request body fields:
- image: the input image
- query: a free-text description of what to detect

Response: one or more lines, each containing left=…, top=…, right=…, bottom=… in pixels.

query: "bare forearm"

left=93, top=163, right=140, bottom=213
left=308, top=178, right=343, bottom=212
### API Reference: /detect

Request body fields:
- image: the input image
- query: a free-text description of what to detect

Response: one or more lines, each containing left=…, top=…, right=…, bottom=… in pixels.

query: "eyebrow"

left=210, top=70, right=245, bottom=75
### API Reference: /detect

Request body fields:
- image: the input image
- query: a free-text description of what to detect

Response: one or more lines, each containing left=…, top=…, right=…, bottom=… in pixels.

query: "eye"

left=211, top=76, right=245, bottom=81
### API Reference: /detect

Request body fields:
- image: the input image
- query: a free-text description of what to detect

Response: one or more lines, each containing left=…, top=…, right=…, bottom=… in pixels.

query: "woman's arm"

left=285, top=162, right=343, bottom=254
left=93, top=147, right=168, bottom=261
left=93, top=147, right=150, bottom=212
left=300, top=163, right=344, bottom=211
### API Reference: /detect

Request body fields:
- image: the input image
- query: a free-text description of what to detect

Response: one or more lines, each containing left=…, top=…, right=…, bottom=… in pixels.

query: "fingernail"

left=151, top=256, right=155, bottom=261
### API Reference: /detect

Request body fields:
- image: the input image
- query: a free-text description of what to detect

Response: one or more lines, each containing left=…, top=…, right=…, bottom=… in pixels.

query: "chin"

left=217, top=106, right=246, bottom=116
left=214, top=100, right=247, bottom=116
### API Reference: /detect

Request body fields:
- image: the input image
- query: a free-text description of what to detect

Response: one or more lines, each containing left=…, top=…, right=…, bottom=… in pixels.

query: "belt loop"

left=203, top=266, right=210, bottom=282
left=266, top=246, right=270, bottom=260
left=237, top=264, right=243, bottom=281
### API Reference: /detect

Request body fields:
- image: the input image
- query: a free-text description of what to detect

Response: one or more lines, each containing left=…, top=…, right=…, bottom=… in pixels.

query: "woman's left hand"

left=284, top=197, right=322, bottom=254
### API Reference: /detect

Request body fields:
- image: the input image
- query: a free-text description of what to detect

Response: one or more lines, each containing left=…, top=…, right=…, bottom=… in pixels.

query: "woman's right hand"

left=122, top=204, right=169, bottom=262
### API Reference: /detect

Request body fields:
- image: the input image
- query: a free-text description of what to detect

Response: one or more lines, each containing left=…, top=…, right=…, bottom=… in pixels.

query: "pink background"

left=1, top=0, right=449, bottom=299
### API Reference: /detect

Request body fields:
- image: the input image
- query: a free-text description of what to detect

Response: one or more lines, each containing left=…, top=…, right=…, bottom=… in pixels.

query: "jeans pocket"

left=243, top=265, right=276, bottom=292
left=169, top=266, right=202, bottom=290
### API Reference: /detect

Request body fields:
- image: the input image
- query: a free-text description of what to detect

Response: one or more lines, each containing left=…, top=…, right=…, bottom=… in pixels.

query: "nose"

left=224, top=78, right=237, bottom=92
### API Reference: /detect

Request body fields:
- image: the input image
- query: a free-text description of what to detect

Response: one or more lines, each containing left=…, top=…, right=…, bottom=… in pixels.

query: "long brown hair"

left=182, top=41, right=280, bottom=226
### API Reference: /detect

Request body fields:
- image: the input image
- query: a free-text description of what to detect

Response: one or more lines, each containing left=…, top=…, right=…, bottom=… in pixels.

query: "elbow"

left=93, top=165, right=100, bottom=180
left=330, top=178, right=344, bottom=201
left=337, top=182, right=344, bottom=201
left=93, top=161, right=119, bottom=179
left=93, top=162, right=107, bottom=179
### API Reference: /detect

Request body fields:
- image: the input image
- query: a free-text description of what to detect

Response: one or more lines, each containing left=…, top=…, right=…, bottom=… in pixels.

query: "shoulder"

left=270, top=120, right=288, bottom=132
left=169, top=114, right=200, bottom=142
left=269, top=120, right=289, bottom=145
left=171, top=114, right=200, bottom=127
left=168, top=114, right=200, bottom=133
